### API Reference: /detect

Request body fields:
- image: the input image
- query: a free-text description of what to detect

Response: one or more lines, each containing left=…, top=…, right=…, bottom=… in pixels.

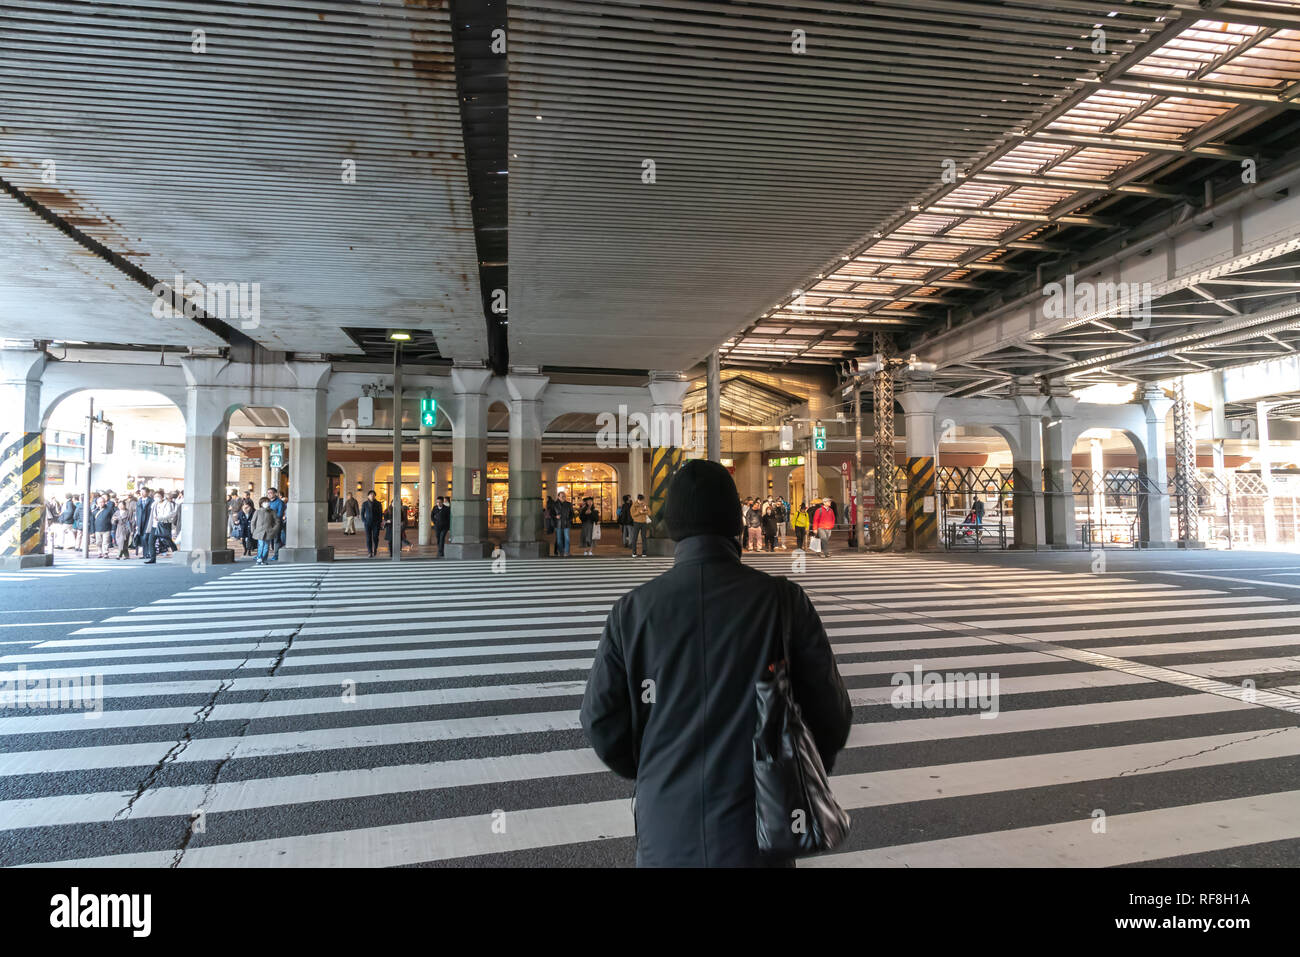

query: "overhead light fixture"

left=388, top=330, right=412, bottom=342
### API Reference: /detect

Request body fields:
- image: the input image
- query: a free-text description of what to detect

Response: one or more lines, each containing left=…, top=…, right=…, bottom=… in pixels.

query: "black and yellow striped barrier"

left=905, top=455, right=937, bottom=551
left=649, top=445, right=682, bottom=536
left=0, top=431, right=46, bottom=560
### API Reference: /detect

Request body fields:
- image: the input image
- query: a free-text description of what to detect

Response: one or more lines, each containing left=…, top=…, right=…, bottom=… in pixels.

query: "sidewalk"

left=321, top=523, right=805, bottom=560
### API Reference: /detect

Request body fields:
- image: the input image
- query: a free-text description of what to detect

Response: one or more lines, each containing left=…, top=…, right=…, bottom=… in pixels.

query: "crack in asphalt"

left=1116, top=725, right=1296, bottom=778
left=113, top=677, right=234, bottom=823
left=168, top=568, right=328, bottom=867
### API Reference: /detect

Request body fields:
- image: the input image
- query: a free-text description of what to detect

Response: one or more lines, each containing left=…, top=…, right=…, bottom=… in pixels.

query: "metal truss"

left=1172, top=376, right=1198, bottom=542
left=724, top=9, right=1300, bottom=372
left=871, top=331, right=899, bottom=550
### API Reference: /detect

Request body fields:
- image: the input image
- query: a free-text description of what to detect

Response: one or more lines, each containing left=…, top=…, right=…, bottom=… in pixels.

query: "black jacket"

left=91, top=505, right=114, bottom=533
left=135, top=497, right=152, bottom=532
left=549, top=499, right=574, bottom=526
left=580, top=534, right=852, bottom=867
left=361, top=498, right=384, bottom=529
left=431, top=504, right=451, bottom=530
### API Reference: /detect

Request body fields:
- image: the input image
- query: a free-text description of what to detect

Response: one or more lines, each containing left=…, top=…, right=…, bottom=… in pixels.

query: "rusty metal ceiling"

left=506, top=0, right=1196, bottom=371
left=728, top=1, right=1300, bottom=378
left=0, top=0, right=486, bottom=360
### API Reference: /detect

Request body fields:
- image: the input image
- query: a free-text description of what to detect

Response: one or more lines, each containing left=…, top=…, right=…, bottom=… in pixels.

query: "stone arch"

left=40, top=385, right=186, bottom=433
left=40, top=389, right=189, bottom=516
left=1070, top=425, right=1156, bottom=545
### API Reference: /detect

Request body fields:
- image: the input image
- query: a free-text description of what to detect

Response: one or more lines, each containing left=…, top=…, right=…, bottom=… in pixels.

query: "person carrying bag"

left=579, top=459, right=852, bottom=867
left=754, top=579, right=852, bottom=857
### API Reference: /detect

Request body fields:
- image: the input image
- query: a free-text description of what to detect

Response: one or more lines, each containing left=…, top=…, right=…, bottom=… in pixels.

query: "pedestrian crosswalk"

left=2, top=552, right=1299, bottom=867
left=0, top=556, right=142, bottom=582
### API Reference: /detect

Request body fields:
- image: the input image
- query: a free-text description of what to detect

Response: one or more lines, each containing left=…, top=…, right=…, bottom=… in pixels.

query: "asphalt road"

left=2, top=545, right=1299, bottom=867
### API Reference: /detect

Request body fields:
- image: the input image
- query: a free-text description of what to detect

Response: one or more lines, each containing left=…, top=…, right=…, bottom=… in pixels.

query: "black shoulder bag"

left=753, top=579, right=851, bottom=858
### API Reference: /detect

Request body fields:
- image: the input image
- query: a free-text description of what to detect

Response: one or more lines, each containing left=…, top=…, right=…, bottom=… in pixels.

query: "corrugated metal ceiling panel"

left=0, top=0, right=485, bottom=358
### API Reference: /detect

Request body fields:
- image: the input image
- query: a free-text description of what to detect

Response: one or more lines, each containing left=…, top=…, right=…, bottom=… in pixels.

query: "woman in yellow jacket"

left=792, top=503, right=810, bottom=551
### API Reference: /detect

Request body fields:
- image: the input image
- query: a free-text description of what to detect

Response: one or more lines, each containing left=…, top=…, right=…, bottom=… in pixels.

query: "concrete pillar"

left=0, top=346, right=53, bottom=569
left=179, top=360, right=235, bottom=565
left=447, top=364, right=492, bottom=559
left=259, top=441, right=271, bottom=496
left=542, top=462, right=558, bottom=501
left=1043, top=389, right=1078, bottom=548
left=1138, top=385, right=1174, bottom=546
left=1090, top=438, right=1105, bottom=534
left=1011, top=388, right=1048, bottom=549
left=418, top=422, right=432, bottom=546
left=281, top=362, right=333, bottom=563
left=626, top=447, right=642, bottom=498
left=505, top=369, right=549, bottom=558
left=646, top=372, right=688, bottom=555
left=896, top=384, right=942, bottom=551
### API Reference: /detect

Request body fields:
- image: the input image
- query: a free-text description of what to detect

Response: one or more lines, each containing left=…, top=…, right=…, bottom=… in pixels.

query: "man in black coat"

left=360, top=490, right=384, bottom=558
left=580, top=459, right=852, bottom=867
left=135, top=490, right=154, bottom=561
left=548, top=491, right=574, bottom=557
left=431, top=497, right=451, bottom=557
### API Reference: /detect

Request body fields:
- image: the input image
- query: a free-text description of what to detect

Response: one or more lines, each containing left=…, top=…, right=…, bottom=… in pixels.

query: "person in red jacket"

left=812, top=496, right=836, bottom=557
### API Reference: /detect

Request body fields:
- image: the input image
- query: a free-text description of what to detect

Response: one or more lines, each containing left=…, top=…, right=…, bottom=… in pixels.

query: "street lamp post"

left=81, top=396, right=94, bottom=559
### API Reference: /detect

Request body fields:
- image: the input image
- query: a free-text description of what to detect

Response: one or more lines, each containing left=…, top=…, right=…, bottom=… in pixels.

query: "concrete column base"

left=444, top=541, right=491, bottom=560
left=646, top=538, right=676, bottom=557
left=0, top=553, right=54, bottom=570
left=277, top=546, right=334, bottom=563
left=504, top=541, right=548, bottom=559
left=1138, top=541, right=1181, bottom=549
left=165, top=549, right=236, bottom=566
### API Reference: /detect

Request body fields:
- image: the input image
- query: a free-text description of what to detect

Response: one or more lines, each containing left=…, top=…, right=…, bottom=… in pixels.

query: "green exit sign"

left=420, top=395, right=437, bottom=428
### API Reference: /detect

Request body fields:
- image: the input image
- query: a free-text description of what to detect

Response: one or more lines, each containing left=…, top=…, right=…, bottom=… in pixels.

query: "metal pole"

left=82, top=396, right=93, bottom=559
left=852, top=377, right=863, bottom=548
left=706, top=350, right=721, bottom=463
left=392, top=343, right=403, bottom=563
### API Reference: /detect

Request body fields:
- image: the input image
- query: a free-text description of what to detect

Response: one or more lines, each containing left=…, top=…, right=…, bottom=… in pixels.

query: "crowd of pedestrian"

left=44, top=487, right=182, bottom=563
left=224, top=487, right=288, bottom=564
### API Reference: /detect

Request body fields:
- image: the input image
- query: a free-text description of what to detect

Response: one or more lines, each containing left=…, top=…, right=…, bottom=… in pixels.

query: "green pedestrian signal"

left=420, top=394, right=437, bottom=428
left=813, top=425, right=826, bottom=451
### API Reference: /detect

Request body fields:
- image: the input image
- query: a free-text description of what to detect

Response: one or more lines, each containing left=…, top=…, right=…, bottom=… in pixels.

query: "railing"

left=943, top=519, right=1008, bottom=550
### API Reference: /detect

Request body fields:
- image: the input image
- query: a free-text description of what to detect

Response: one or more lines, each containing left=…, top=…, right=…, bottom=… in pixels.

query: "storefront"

left=555, top=462, right=617, bottom=521
left=372, top=463, right=422, bottom=511
left=487, top=462, right=509, bottom=529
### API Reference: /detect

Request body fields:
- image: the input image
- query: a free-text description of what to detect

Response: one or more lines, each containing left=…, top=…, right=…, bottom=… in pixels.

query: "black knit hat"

left=664, top=458, right=744, bottom=542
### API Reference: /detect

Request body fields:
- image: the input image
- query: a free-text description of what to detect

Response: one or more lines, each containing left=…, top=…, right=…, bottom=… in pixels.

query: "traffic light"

left=420, top=394, right=437, bottom=428
left=813, top=423, right=826, bottom=451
